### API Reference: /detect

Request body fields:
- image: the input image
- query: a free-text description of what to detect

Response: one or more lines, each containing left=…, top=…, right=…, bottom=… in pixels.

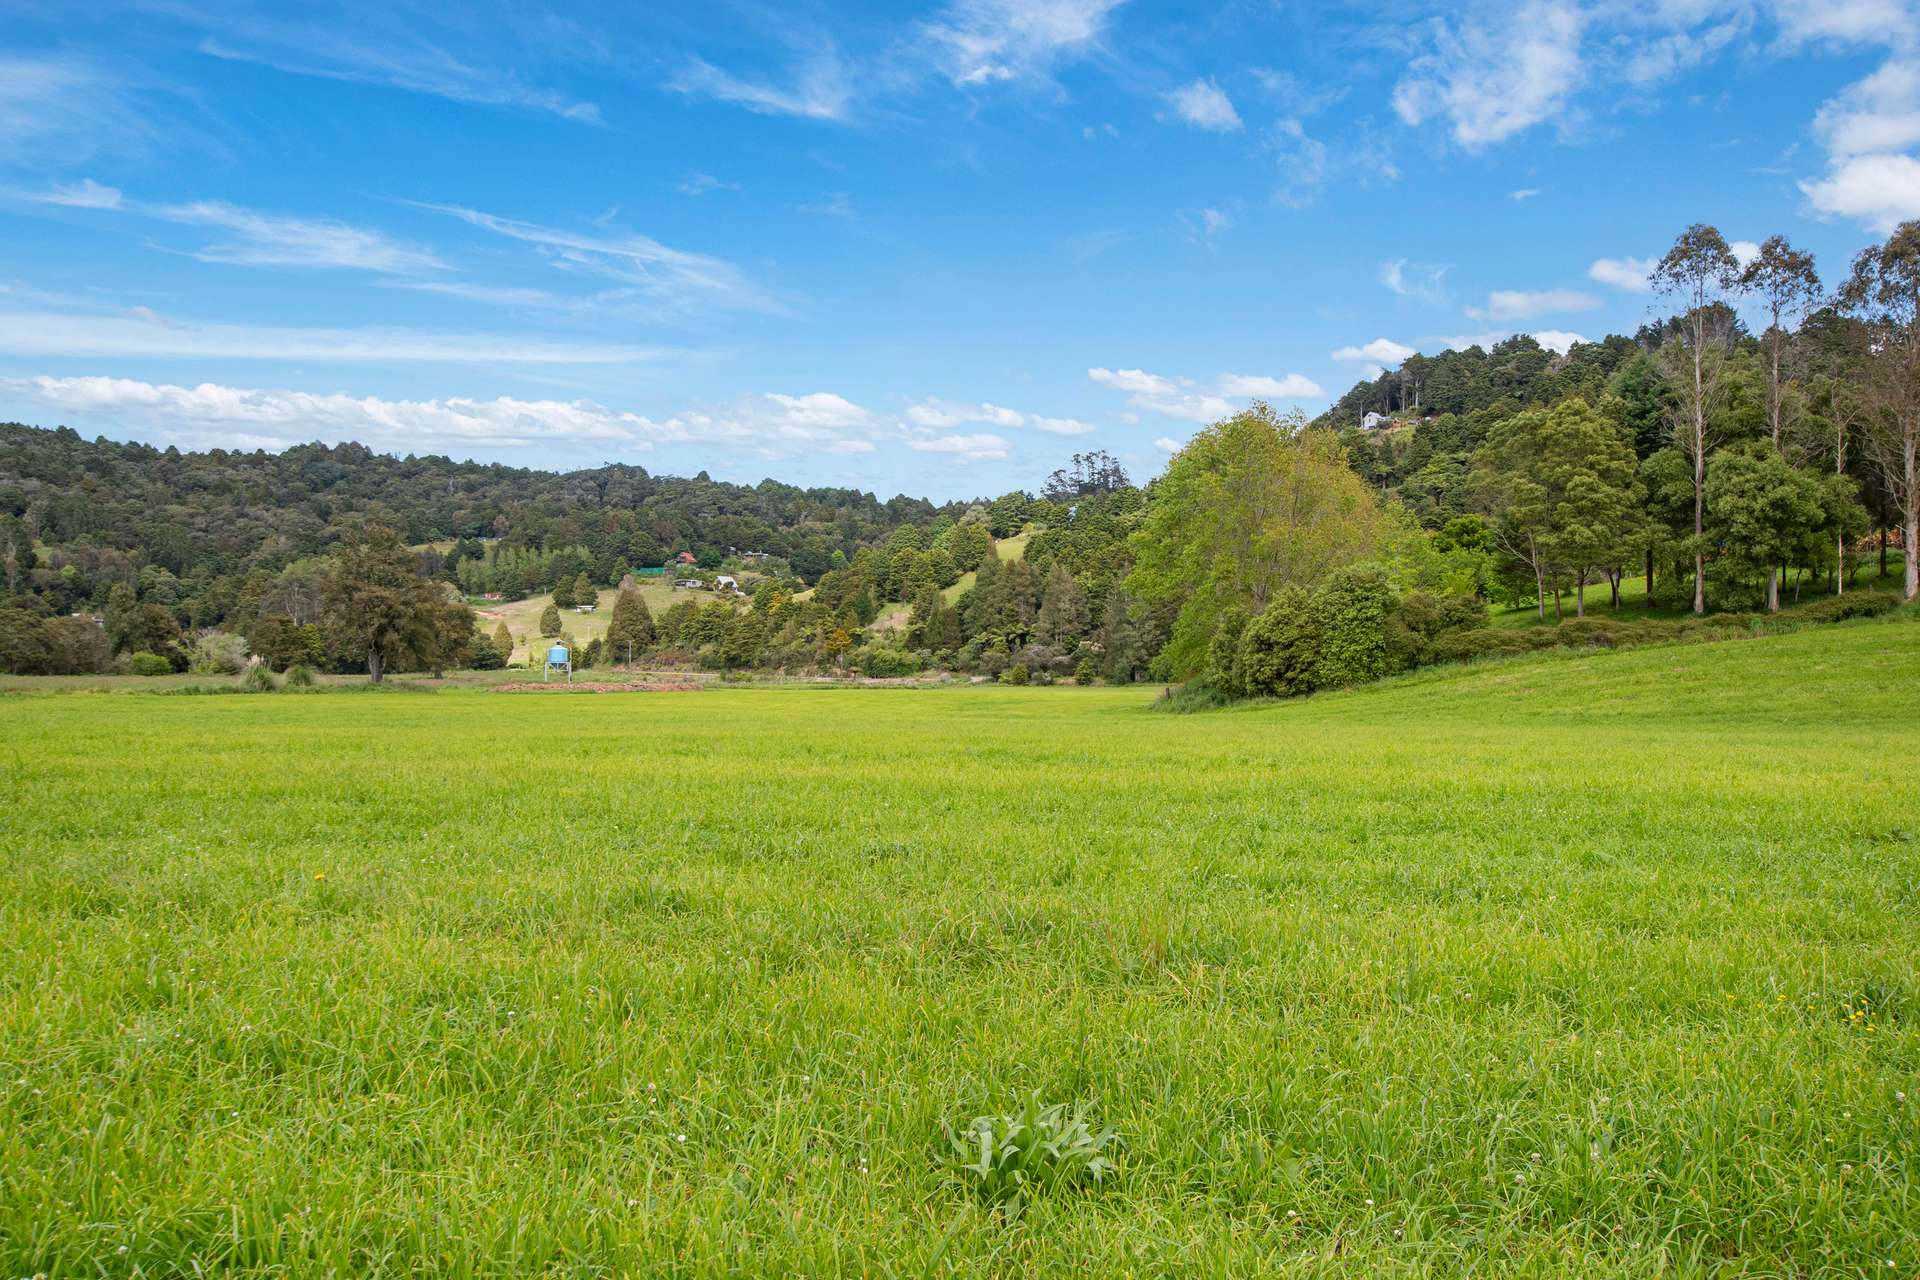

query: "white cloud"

left=906, top=397, right=1094, bottom=435
left=1530, top=329, right=1588, bottom=353
left=418, top=202, right=769, bottom=312
left=1332, top=337, right=1417, bottom=365
left=1729, top=239, right=1762, bottom=268
left=1509, top=187, right=1542, bottom=201
left=1391, top=2, right=1586, bottom=149
left=1031, top=415, right=1095, bottom=435
left=0, top=308, right=661, bottom=365
left=1799, top=152, right=1920, bottom=230
left=1167, top=78, right=1242, bottom=131
left=667, top=50, right=855, bottom=122
left=907, top=398, right=1026, bottom=428
left=1811, top=59, right=1920, bottom=157
left=1153, top=435, right=1183, bottom=452
left=1441, top=332, right=1505, bottom=352
left=0, top=375, right=660, bottom=452
left=1465, top=288, right=1601, bottom=321
left=1090, top=366, right=1321, bottom=421
left=903, top=432, right=1011, bottom=459
left=1589, top=256, right=1655, bottom=291
left=1771, top=0, right=1916, bottom=50
left=920, top=0, right=1123, bottom=89
left=1218, top=373, right=1325, bottom=398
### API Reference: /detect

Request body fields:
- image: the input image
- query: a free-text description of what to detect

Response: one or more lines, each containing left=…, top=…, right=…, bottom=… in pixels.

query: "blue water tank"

left=546, top=644, right=570, bottom=665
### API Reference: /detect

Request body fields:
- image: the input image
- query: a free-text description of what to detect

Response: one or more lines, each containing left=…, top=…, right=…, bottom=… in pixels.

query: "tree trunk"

left=1609, top=570, right=1621, bottom=609
left=368, top=646, right=384, bottom=684
left=1693, top=348, right=1707, bottom=615
left=1645, top=548, right=1654, bottom=604
left=1906, top=429, right=1919, bottom=601
left=1531, top=535, right=1545, bottom=621
left=1880, top=525, right=1888, bottom=580
left=1836, top=533, right=1845, bottom=596
left=1553, top=588, right=1563, bottom=623
left=1765, top=567, right=1778, bottom=613
left=1576, top=575, right=1586, bottom=618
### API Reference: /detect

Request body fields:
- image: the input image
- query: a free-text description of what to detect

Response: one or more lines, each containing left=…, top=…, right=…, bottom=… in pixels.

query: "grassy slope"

left=2, top=620, right=1917, bottom=1274
left=476, top=581, right=724, bottom=662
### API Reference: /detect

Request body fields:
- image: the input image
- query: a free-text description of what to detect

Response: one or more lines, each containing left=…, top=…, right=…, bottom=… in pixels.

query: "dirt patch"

left=492, top=681, right=702, bottom=693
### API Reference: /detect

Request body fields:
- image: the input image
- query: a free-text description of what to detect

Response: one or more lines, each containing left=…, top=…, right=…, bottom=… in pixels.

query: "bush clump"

left=128, top=651, right=173, bottom=677
left=284, top=664, right=317, bottom=688
left=859, top=648, right=924, bottom=678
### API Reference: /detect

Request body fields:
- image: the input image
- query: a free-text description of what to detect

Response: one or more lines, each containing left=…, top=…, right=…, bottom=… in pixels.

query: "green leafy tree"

left=1704, top=442, right=1827, bottom=610
left=571, top=573, right=595, bottom=609
left=491, top=621, right=514, bottom=660
left=1128, top=405, right=1386, bottom=679
left=551, top=576, right=576, bottom=609
left=1837, top=220, right=1920, bottom=600
left=1236, top=586, right=1319, bottom=698
left=323, top=524, right=446, bottom=683
left=538, top=603, right=562, bottom=637
left=1473, top=398, right=1644, bottom=618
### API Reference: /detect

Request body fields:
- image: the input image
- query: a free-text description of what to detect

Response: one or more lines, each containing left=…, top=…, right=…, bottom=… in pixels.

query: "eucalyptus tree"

left=1651, top=224, right=1743, bottom=614
left=1740, top=235, right=1822, bottom=610
left=1837, top=221, right=1920, bottom=600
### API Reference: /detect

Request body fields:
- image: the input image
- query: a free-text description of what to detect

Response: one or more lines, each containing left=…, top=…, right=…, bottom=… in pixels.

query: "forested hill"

left=0, top=423, right=947, bottom=582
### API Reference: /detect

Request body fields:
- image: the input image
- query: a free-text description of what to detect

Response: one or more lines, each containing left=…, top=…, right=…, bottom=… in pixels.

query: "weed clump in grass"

left=241, top=665, right=278, bottom=693
left=946, top=1093, right=1118, bottom=1217
left=284, top=664, right=316, bottom=688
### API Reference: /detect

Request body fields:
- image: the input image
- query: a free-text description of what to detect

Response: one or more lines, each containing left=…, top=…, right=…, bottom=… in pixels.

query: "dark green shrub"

left=129, top=651, right=172, bottom=677
left=1238, top=585, right=1319, bottom=697
left=1788, top=591, right=1901, bottom=623
left=241, top=664, right=278, bottom=693
left=859, top=648, right=923, bottom=678
left=1309, top=563, right=1398, bottom=687
left=1001, top=662, right=1031, bottom=685
left=1074, top=656, right=1099, bottom=685
left=284, top=664, right=317, bottom=688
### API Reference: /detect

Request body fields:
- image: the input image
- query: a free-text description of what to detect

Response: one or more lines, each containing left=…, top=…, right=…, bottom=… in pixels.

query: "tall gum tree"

left=1651, top=224, right=1742, bottom=615
left=1838, top=221, right=1920, bottom=601
left=1740, top=235, right=1822, bottom=610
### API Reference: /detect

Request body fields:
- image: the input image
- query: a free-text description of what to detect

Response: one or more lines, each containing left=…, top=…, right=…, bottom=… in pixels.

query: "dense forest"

left=3, top=220, right=1916, bottom=691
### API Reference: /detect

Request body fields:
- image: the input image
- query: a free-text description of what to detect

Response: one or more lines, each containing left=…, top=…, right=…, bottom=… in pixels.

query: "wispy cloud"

left=0, top=308, right=662, bottom=365
left=417, top=203, right=772, bottom=313
left=21, top=183, right=445, bottom=274
left=1378, top=258, right=1450, bottom=302
left=1509, top=187, right=1542, bottom=201
left=196, top=25, right=601, bottom=123
left=919, top=0, right=1125, bottom=89
left=797, top=191, right=856, bottom=218
left=667, top=49, right=855, bottom=122
left=1166, top=78, right=1242, bottom=131
left=677, top=172, right=740, bottom=197
left=0, top=55, right=157, bottom=169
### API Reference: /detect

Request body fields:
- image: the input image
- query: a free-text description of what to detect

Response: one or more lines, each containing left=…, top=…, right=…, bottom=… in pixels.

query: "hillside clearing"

left=2, top=621, right=1917, bottom=1274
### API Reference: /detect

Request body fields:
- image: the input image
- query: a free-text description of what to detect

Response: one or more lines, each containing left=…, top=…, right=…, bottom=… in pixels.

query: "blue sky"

left=2, top=1, right=1916, bottom=499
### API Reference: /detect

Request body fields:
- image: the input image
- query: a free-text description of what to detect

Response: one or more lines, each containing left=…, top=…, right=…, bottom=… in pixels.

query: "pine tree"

left=539, top=603, right=562, bottom=636
left=605, top=586, right=656, bottom=664
left=492, top=621, right=513, bottom=660
left=572, top=573, right=594, bottom=609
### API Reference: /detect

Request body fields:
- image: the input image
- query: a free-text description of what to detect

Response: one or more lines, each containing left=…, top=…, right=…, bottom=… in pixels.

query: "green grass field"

left=3, top=619, right=1917, bottom=1275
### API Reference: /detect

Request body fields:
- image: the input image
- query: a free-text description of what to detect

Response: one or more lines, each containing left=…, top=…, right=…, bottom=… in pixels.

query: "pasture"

left=2, top=619, right=1917, bottom=1276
